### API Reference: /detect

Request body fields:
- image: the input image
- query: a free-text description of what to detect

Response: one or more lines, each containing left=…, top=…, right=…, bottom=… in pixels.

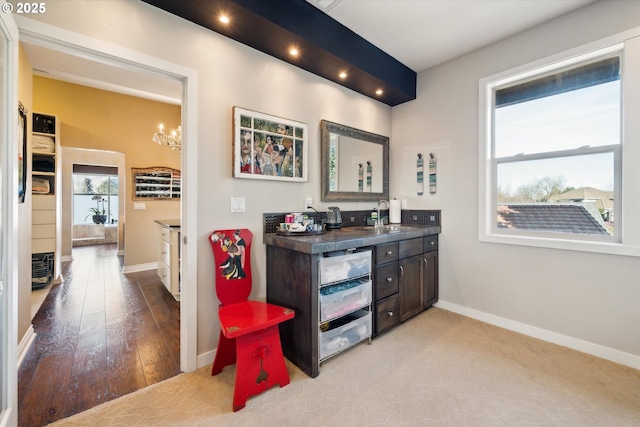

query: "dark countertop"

left=263, top=224, right=440, bottom=254
left=155, top=219, right=181, bottom=229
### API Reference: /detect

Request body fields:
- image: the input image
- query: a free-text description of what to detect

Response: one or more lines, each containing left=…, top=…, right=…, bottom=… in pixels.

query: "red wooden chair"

left=209, top=229, right=295, bottom=411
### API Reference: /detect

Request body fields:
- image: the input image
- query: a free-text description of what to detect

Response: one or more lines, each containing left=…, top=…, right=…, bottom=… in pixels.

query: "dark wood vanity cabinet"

left=264, top=223, right=440, bottom=378
left=373, top=235, right=438, bottom=336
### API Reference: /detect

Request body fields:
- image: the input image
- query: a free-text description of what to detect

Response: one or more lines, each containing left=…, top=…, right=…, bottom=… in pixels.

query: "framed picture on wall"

left=132, top=166, right=181, bottom=200
left=18, top=102, right=27, bottom=203
left=233, top=106, right=308, bottom=182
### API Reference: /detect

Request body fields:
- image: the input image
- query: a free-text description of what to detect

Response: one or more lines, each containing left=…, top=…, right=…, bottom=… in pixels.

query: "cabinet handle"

left=399, top=265, right=404, bottom=278
left=386, top=277, right=392, bottom=282
left=387, top=311, right=394, bottom=317
left=423, top=258, right=428, bottom=268
left=429, top=241, right=436, bottom=245
left=386, top=250, right=393, bottom=255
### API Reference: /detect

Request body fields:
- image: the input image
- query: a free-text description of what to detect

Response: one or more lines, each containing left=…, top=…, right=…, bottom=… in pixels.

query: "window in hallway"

left=72, top=165, right=118, bottom=225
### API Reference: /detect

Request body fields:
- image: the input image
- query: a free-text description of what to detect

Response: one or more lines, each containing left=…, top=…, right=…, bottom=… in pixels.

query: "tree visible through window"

left=73, top=174, right=118, bottom=224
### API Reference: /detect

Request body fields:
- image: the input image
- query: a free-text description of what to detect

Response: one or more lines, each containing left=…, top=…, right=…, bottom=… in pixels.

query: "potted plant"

left=85, top=195, right=108, bottom=224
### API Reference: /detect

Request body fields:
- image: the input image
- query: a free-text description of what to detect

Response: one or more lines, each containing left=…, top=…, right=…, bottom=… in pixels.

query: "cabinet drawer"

left=33, top=224, right=55, bottom=239
left=424, top=235, right=438, bottom=252
left=32, top=194, right=55, bottom=210
left=32, top=209, right=55, bottom=225
left=160, top=226, right=171, bottom=242
left=376, top=294, right=400, bottom=334
left=375, top=242, right=398, bottom=264
left=160, top=239, right=172, bottom=266
left=158, top=261, right=171, bottom=289
left=320, top=278, right=371, bottom=322
left=398, top=237, right=423, bottom=259
left=319, top=250, right=371, bottom=285
left=32, top=238, right=54, bottom=254
left=319, top=310, right=371, bottom=360
left=375, top=262, right=398, bottom=300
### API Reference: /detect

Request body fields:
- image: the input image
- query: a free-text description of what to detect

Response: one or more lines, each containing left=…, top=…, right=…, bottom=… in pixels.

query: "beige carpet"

left=50, top=308, right=640, bottom=426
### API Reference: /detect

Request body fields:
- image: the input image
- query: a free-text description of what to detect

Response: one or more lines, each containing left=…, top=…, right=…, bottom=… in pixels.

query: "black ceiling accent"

left=141, top=0, right=417, bottom=106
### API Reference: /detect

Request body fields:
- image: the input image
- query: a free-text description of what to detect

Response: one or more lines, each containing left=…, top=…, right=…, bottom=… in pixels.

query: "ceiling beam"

left=141, top=0, right=417, bottom=106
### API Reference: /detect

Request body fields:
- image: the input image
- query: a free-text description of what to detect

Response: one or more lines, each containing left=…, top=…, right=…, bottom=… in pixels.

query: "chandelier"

left=152, top=123, right=182, bottom=151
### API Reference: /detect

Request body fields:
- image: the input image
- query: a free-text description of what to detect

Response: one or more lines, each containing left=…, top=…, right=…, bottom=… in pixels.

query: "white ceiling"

left=23, top=43, right=184, bottom=104
left=313, top=0, right=597, bottom=72
left=23, top=0, right=597, bottom=103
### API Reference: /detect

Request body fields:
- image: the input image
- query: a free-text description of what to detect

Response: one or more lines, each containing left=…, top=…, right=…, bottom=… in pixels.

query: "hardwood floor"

left=18, top=244, right=180, bottom=427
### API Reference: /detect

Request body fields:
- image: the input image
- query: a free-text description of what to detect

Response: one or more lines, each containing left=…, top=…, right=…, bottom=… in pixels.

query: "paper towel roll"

left=389, top=199, right=402, bottom=224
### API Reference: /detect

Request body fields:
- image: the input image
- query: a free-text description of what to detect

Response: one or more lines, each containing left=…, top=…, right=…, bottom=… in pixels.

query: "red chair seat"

left=219, top=301, right=294, bottom=339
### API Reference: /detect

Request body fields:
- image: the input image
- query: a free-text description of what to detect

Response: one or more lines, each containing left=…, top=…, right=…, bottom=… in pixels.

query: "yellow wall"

left=18, top=45, right=33, bottom=341
left=32, top=76, right=181, bottom=267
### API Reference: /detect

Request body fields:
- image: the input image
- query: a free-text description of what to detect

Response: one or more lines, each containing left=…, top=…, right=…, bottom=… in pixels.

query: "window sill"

left=479, top=232, right=640, bottom=257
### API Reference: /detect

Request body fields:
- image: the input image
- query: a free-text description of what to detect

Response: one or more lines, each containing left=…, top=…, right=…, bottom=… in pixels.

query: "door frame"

left=15, top=16, right=199, bottom=373
left=0, top=4, right=19, bottom=427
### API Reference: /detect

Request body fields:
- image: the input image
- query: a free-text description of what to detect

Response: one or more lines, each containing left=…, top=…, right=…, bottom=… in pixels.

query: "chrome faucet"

left=375, top=200, right=389, bottom=228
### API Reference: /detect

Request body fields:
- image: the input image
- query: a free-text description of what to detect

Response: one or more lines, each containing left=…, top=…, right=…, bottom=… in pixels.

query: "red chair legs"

left=213, top=324, right=290, bottom=411
left=211, top=330, right=236, bottom=375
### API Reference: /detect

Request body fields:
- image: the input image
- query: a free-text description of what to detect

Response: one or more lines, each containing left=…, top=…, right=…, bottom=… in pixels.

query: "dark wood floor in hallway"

left=18, top=244, right=181, bottom=427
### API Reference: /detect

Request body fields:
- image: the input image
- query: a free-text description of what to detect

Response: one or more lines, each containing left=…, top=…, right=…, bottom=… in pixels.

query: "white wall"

left=392, top=0, right=640, bottom=367
left=23, top=1, right=391, bottom=358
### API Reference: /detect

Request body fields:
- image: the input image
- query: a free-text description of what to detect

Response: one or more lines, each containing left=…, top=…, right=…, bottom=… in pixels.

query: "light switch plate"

left=134, top=202, right=146, bottom=210
left=230, top=197, right=246, bottom=213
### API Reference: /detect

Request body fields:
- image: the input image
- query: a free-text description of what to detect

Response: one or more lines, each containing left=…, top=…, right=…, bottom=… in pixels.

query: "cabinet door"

left=399, top=254, right=422, bottom=322
left=422, top=251, right=438, bottom=308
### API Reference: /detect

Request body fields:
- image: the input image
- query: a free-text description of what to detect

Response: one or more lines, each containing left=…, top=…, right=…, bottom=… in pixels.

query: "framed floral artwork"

left=233, top=107, right=308, bottom=182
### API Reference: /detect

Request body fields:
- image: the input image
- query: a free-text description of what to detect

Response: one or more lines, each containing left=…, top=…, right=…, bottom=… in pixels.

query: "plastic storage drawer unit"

left=319, top=250, right=371, bottom=285
left=319, top=278, right=372, bottom=321
left=319, top=310, right=372, bottom=360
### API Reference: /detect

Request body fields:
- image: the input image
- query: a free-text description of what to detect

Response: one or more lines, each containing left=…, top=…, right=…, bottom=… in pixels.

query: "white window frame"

left=479, top=30, right=640, bottom=257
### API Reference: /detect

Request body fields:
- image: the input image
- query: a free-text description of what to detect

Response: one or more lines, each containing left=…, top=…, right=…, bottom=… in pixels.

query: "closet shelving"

left=31, top=112, right=61, bottom=288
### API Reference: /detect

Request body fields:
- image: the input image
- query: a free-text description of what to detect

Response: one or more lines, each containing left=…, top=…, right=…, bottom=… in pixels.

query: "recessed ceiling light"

left=339, top=71, right=347, bottom=79
left=375, top=89, right=384, bottom=96
left=219, top=14, right=230, bottom=24
left=289, top=47, right=299, bottom=57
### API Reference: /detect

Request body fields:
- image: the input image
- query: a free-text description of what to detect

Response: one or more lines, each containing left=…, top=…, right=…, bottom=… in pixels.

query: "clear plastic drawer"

left=319, top=310, right=371, bottom=360
left=319, top=278, right=372, bottom=321
left=319, top=250, right=371, bottom=285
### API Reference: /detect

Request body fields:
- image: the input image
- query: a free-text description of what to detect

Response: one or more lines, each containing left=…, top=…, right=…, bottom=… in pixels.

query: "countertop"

left=263, top=224, right=440, bottom=254
left=155, top=219, right=181, bottom=228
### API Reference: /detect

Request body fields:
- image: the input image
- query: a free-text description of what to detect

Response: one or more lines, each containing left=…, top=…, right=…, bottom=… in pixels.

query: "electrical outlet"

left=304, top=197, right=313, bottom=210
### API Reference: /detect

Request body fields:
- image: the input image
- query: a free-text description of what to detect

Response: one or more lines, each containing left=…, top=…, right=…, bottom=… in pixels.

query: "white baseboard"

left=197, top=350, right=215, bottom=369
left=122, top=262, right=157, bottom=274
left=435, top=300, right=640, bottom=371
left=17, top=326, right=36, bottom=368
left=60, top=255, right=73, bottom=263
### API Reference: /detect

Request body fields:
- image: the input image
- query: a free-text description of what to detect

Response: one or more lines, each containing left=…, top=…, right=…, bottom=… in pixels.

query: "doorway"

left=18, top=17, right=198, bottom=373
